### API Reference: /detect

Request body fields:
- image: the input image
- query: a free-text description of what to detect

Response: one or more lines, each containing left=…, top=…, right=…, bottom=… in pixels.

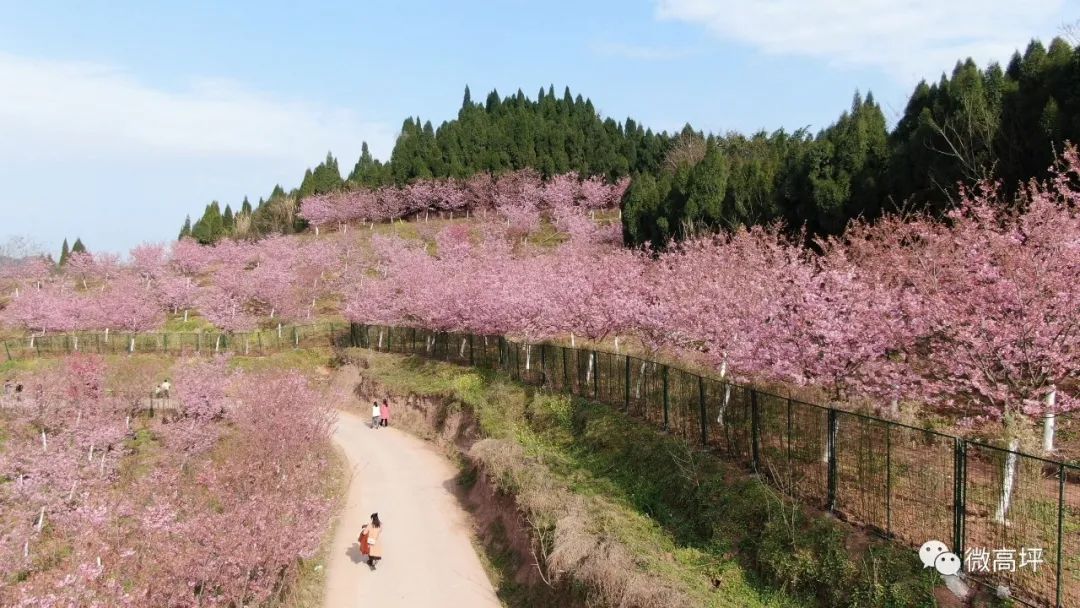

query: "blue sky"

left=2, top=0, right=1077, bottom=255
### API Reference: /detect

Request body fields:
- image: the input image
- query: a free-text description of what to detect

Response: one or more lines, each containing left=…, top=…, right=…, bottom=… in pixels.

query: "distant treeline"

left=624, top=38, right=1080, bottom=246
left=180, top=37, right=1080, bottom=247
left=179, top=85, right=666, bottom=244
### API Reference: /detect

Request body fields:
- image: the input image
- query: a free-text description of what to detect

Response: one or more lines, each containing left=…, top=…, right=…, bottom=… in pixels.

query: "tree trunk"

left=994, top=438, right=1021, bottom=523
left=614, top=336, right=620, bottom=353
left=129, top=337, right=135, bottom=353
left=73, top=336, right=78, bottom=351
left=585, top=351, right=594, bottom=385
left=635, top=361, right=647, bottom=399
left=105, top=327, right=109, bottom=343
left=315, top=226, right=320, bottom=236
left=525, top=343, right=531, bottom=370
left=278, top=323, right=282, bottom=339
left=183, top=310, right=189, bottom=322
left=215, top=335, right=221, bottom=353
left=1043, top=389, right=1057, bottom=452
left=570, top=332, right=575, bottom=348
left=460, top=337, right=467, bottom=358
left=378, top=330, right=384, bottom=349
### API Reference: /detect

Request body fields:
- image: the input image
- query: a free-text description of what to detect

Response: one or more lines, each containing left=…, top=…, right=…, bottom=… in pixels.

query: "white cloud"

left=592, top=41, right=698, bottom=61
left=655, top=0, right=1072, bottom=82
left=0, top=52, right=395, bottom=162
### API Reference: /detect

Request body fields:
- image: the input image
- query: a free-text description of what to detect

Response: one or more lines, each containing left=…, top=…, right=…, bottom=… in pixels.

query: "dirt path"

left=323, top=410, right=502, bottom=608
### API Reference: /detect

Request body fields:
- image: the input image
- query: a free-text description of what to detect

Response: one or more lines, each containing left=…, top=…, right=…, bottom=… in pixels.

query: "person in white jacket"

left=371, top=401, right=381, bottom=429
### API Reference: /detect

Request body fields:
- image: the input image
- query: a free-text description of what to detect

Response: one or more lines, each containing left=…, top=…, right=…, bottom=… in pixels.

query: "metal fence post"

left=827, top=408, right=838, bottom=511
left=1057, top=463, right=1065, bottom=608
left=952, top=438, right=966, bottom=557
left=786, top=398, right=793, bottom=462
left=698, top=375, right=707, bottom=446
left=539, top=344, right=546, bottom=387
left=592, top=352, right=599, bottom=398
left=624, top=355, right=631, bottom=412
left=662, top=365, right=670, bottom=432
left=752, top=391, right=762, bottom=473
left=886, top=424, right=892, bottom=537
left=562, top=346, right=569, bottom=390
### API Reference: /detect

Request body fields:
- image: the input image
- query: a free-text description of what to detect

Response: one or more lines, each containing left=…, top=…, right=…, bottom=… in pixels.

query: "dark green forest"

left=182, top=37, right=1080, bottom=247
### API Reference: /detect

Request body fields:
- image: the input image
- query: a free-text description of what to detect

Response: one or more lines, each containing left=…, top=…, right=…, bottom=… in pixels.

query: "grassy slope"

left=359, top=352, right=942, bottom=608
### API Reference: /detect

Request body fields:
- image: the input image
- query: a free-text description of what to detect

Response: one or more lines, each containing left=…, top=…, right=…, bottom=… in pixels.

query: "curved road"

left=323, top=410, right=502, bottom=607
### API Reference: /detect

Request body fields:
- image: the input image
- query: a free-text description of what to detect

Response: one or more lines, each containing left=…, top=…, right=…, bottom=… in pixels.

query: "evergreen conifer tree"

left=58, top=238, right=70, bottom=266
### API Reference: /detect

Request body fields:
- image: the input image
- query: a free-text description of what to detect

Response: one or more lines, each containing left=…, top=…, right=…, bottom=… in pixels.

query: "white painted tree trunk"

left=1043, top=389, right=1057, bottom=452
left=570, top=333, right=575, bottom=348
left=215, top=335, right=221, bottom=353
left=460, top=338, right=467, bottom=357
left=585, top=352, right=594, bottom=385
left=29, top=335, right=34, bottom=348
left=105, top=327, right=109, bottom=343
left=88, top=444, right=94, bottom=462
left=525, top=343, right=531, bottom=370
left=278, top=323, right=283, bottom=339
left=68, top=481, right=77, bottom=501
left=36, top=507, right=44, bottom=532
left=129, top=337, right=135, bottom=353
left=41, top=430, right=47, bottom=452
left=717, top=359, right=730, bottom=425
left=244, top=339, right=249, bottom=355
left=614, top=336, right=620, bottom=353
left=73, top=336, right=78, bottom=351
left=378, top=330, right=384, bottom=349
left=315, top=226, right=320, bottom=236
left=635, top=361, right=647, bottom=398
left=183, top=309, right=189, bottom=322
left=995, top=438, right=1021, bottom=523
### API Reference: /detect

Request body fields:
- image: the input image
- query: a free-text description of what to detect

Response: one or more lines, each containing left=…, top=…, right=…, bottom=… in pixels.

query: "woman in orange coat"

left=365, top=513, right=383, bottom=570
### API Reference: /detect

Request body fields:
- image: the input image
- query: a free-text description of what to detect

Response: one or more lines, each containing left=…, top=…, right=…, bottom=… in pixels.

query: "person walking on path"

left=358, top=523, right=371, bottom=558
left=365, top=513, right=383, bottom=570
left=379, top=398, right=390, bottom=427
left=371, top=401, right=381, bottom=429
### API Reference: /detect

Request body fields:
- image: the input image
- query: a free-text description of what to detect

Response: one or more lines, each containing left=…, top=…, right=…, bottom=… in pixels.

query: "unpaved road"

left=324, top=410, right=502, bottom=607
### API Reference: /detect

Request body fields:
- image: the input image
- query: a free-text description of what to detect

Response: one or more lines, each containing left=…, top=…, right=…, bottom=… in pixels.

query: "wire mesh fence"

left=4, top=322, right=1077, bottom=607
left=345, top=324, right=1079, bottom=608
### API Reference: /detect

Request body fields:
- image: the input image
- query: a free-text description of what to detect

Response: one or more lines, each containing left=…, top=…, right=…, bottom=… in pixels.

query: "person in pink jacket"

left=379, top=398, right=390, bottom=427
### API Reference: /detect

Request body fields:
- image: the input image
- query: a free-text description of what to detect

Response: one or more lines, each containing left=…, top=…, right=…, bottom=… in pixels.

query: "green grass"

left=230, top=348, right=332, bottom=375
left=163, top=312, right=217, bottom=332
left=358, top=351, right=941, bottom=608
